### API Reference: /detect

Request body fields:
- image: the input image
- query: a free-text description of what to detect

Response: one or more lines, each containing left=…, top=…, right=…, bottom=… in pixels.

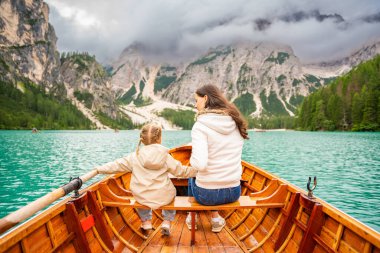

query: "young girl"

left=95, top=122, right=197, bottom=236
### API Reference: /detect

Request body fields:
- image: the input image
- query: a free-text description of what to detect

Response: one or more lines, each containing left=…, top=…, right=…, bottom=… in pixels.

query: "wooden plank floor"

left=138, top=211, right=247, bottom=252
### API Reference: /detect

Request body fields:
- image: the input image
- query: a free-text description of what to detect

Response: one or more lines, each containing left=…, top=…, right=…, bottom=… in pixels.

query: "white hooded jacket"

left=190, top=113, right=244, bottom=189
left=96, top=144, right=197, bottom=209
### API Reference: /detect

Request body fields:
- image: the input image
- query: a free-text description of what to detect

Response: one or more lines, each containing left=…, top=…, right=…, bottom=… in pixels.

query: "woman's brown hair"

left=136, top=122, right=162, bottom=155
left=196, top=84, right=249, bottom=139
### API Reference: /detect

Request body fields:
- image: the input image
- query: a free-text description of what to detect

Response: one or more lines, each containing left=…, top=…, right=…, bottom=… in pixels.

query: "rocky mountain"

left=0, top=0, right=125, bottom=129
left=164, top=42, right=334, bottom=117
left=111, top=40, right=380, bottom=119
left=304, top=40, right=380, bottom=77
left=0, top=0, right=60, bottom=93
left=59, top=52, right=118, bottom=128
left=111, top=42, right=335, bottom=117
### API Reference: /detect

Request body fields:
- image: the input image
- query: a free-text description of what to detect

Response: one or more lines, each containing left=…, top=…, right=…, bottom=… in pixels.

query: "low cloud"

left=362, top=12, right=380, bottom=23
left=46, top=0, right=380, bottom=63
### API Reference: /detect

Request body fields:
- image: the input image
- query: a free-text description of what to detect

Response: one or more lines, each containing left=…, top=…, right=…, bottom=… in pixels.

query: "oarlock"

left=307, top=176, right=317, bottom=198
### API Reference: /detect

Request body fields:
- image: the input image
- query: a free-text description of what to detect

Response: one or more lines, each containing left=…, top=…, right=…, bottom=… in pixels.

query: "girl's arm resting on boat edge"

left=189, top=125, right=208, bottom=171
left=96, top=154, right=133, bottom=174
left=166, top=155, right=198, bottom=178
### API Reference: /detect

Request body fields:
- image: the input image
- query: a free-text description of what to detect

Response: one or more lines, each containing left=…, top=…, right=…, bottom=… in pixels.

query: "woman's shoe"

left=185, top=212, right=198, bottom=230
left=141, top=220, right=152, bottom=230
left=161, top=220, right=171, bottom=236
left=211, top=216, right=225, bottom=232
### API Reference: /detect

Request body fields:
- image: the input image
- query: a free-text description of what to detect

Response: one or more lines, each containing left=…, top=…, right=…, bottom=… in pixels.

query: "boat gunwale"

left=0, top=174, right=116, bottom=249
left=241, top=159, right=380, bottom=249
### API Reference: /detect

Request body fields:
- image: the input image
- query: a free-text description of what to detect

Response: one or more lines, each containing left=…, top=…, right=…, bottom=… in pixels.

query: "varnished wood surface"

left=138, top=211, right=247, bottom=253
left=101, top=196, right=285, bottom=210
left=0, top=170, right=98, bottom=235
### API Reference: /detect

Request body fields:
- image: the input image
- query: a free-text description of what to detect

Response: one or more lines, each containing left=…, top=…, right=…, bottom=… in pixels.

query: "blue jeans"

left=136, top=208, right=176, bottom=221
left=188, top=178, right=241, bottom=206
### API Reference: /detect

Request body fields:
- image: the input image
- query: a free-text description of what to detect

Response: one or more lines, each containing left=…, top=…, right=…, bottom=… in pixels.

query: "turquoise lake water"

left=0, top=130, right=379, bottom=232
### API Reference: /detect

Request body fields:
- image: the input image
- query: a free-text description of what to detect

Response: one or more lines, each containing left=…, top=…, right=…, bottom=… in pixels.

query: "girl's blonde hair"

left=136, top=122, right=162, bottom=155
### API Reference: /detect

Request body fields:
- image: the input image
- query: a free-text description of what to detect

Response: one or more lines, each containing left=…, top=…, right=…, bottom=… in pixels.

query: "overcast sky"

left=45, top=0, right=380, bottom=64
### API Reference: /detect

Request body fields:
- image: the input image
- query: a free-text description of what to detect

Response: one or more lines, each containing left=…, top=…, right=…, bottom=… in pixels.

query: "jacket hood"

left=197, top=113, right=237, bottom=134
left=137, top=144, right=169, bottom=170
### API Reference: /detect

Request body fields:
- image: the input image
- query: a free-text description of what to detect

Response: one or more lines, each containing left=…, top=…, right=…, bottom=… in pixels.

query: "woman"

left=187, top=84, right=249, bottom=232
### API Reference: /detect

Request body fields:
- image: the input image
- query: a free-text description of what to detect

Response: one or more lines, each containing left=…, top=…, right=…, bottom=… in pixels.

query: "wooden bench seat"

left=98, top=178, right=288, bottom=210
left=96, top=179, right=289, bottom=245
left=100, top=184, right=288, bottom=210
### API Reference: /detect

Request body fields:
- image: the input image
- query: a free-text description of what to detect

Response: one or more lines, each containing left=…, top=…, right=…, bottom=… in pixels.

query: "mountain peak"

left=121, top=42, right=148, bottom=55
left=304, top=39, right=380, bottom=76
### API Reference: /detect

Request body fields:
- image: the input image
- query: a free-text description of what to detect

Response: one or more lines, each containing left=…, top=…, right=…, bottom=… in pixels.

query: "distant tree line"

left=95, top=111, right=137, bottom=130
left=160, top=109, right=195, bottom=130
left=247, top=116, right=296, bottom=129
left=60, top=51, right=96, bottom=62
left=74, top=90, right=94, bottom=109
left=297, top=55, right=380, bottom=131
left=0, top=80, right=93, bottom=129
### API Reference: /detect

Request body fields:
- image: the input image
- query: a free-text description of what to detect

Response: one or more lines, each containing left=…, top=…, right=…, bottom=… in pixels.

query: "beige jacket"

left=96, top=144, right=197, bottom=209
left=190, top=113, right=243, bottom=189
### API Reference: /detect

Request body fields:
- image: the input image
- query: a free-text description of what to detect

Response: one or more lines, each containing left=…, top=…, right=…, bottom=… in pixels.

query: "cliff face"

left=0, top=0, right=60, bottom=92
left=0, top=0, right=117, bottom=123
left=60, top=53, right=117, bottom=118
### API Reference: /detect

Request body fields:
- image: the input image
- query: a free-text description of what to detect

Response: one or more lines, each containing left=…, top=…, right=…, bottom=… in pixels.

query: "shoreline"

left=1, top=129, right=379, bottom=133
left=249, top=128, right=291, bottom=132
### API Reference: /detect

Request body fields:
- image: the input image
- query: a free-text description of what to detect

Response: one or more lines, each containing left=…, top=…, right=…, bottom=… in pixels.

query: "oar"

left=0, top=169, right=98, bottom=234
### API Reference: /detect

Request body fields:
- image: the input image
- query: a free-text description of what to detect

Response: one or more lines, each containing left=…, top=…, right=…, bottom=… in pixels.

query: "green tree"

left=313, top=100, right=327, bottom=130
left=361, top=87, right=378, bottom=130
left=0, top=80, right=94, bottom=129
left=326, top=95, right=342, bottom=129
left=351, top=92, right=363, bottom=128
left=378, top=95, right=380, bottom=126
left=159, top=109, right=195, bottom=129
left=297, top=55, right=380, bottom=131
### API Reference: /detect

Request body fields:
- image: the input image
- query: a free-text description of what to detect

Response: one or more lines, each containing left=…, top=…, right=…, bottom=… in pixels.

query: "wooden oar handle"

left=0, top=169, right=99, bottom=235
left=0, top=188, right=65, bottom=234
left=80, top=169, right=98, bottom=183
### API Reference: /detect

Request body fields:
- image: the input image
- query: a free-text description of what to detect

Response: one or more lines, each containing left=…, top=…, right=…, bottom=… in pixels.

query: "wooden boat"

left=0, top=145, right=379, bottom=252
